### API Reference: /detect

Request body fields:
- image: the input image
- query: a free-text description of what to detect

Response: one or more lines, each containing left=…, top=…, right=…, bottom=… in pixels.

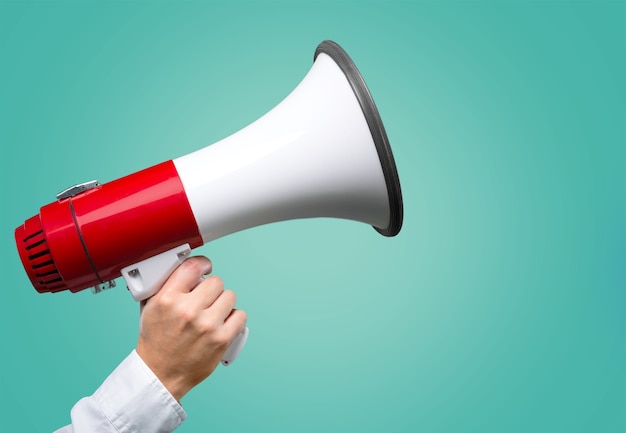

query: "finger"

left=189, top=275, right=225, bottom=309
left=203, top=289, right=238, bottom=322
left=161, top=256, right=212, bottom=294
left=223, top=309, right=248, bottom=338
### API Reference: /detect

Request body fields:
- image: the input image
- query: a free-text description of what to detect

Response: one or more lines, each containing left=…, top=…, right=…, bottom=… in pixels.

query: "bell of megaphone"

left=15, top=40, right=403, bottom=299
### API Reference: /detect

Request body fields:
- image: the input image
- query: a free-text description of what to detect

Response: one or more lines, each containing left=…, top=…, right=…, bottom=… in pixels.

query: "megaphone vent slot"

left=25, top=238, right=47, bottom=251
left=28, top=249, right=51, bottom=260
left=32, top=259, right=54, bottom=270
left=36, top=269, right=59, bottom=277
left=315, top=40, right=403, bottom=237
left=41, top=277, right=62, bottom=284
left=23, top=230, right=44, bottom=243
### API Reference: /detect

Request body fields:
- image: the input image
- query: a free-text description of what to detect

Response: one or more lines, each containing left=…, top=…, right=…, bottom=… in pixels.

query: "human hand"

left=136, top=256, right=247, bottom=401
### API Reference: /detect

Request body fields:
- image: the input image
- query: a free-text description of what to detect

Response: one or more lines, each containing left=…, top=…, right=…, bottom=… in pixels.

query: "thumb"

left=160, top=256, right=213, bottom=295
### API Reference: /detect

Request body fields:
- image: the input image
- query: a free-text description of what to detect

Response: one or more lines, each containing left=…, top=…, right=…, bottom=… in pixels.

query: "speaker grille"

left=15, top=215, right=66, bottom=293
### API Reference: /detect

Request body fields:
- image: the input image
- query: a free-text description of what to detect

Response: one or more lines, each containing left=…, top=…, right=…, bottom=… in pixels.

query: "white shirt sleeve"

left=54, top=350, right=187, bottom=433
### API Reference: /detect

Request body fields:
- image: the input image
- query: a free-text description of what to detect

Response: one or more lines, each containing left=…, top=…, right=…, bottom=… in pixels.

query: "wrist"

left=158, top=376, right=191, bottom=402
left=136, top=343, right=191, bottom=402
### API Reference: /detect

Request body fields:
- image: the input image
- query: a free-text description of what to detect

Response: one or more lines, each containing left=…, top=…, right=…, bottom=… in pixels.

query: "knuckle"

left=206, top=275, right=224, bottom=288
left=213, top=331, right=231, bottom=347
left=223, top=289, right=237, bottom=304
left=176, top=303, right=196, bottom=324
left=156, top=292, right=176, bottom=309
left=198, top=319, right=218, bottom=334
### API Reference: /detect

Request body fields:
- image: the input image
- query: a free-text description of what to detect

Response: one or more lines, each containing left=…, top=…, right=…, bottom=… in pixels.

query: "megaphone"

left=15, top=39, right=403, bottom=305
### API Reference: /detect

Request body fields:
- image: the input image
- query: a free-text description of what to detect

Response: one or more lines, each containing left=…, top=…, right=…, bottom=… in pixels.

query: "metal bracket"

left=56, top=180, right=100, bottom=200
left=91, top=280, right=116, bottom=294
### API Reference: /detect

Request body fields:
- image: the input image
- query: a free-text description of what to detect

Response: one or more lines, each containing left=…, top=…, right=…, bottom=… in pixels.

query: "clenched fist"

left=136, top=256, right=247, bottom=401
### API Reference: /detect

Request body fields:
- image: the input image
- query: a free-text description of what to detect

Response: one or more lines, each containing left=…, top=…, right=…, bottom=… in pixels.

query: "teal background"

left=0, top=1, right=624, bottom=432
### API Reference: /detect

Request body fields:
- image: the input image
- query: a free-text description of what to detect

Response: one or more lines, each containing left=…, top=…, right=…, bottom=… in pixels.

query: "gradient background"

left=0, top=1, right=624, bottom=432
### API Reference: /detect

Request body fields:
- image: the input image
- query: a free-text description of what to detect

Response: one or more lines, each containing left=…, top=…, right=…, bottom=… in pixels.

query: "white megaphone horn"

left=15, top=40, right=403, bottom=364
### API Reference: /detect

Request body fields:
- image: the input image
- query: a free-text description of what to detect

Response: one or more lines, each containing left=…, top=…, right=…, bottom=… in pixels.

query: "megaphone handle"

left=121, top=244, right=248, bottom=366
left=221, top=326, right=249, bottom=366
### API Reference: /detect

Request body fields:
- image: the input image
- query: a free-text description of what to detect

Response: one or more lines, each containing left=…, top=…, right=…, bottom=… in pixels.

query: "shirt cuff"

left=93, top=349, right=187, bottom=433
